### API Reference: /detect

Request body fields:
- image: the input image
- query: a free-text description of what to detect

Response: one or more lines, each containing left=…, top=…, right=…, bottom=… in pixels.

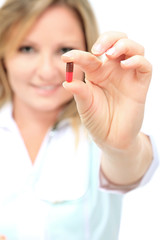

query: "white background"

left=1, top=0, right=160, bottom=239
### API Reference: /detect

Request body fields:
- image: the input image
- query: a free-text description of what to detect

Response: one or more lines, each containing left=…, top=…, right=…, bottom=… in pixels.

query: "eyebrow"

left=20, top=39, right=38, bottom=45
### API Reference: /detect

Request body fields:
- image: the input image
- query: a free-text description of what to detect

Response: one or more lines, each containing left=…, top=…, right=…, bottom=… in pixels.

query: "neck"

left=12, top=100, right=62, bottom=164
left=13, top=101, right=61, bottom=132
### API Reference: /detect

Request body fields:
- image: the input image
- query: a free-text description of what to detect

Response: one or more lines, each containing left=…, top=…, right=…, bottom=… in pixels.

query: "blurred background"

left=0, top=0, right=160, bottom=239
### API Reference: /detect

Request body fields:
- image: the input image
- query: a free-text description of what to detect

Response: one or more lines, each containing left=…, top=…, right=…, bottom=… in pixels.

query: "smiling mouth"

left=32, top=84, right=61, bottom=95
left=33, top=83, right=61, bottom=90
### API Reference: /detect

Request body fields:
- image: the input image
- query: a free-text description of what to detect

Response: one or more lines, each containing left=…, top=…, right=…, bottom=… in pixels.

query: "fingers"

left=62, top=50, right=97, bottom=115
left=62, top=32, right=146, bottom=74
left=105, top=38, right=145, bottom=58
left=61, top=31, right=152, bottom=87
left=91, top=31, right=128, bottom=55
left=61, top=49, right=102, bottom=75
left=62, top=51, right=101, bottom=116
left=121, top=55, right=152, bottom=73
left=92, top=31, right=145, bottom=63
left=121, top=55, right=152, bottom=83
left=63, top=79, right=93, bottom=116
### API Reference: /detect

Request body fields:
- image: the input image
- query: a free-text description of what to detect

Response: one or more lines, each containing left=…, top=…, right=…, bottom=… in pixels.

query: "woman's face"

left=5, top=5, right=86, bottom=114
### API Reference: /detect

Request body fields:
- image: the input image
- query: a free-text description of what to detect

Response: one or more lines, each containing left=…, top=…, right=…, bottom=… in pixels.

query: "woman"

left=0, top=0, right=153, bottom=239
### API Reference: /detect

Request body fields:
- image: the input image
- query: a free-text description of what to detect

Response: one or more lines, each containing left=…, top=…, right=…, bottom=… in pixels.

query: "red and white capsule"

left=66, top=62, right=74, bottom=83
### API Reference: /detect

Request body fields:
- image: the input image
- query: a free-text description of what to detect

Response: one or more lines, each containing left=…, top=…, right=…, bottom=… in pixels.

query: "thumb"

left=63, top=79, right=93, bottom=118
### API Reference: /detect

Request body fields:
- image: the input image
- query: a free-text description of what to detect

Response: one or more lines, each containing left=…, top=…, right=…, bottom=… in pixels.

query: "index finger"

left=61, top=49, right=102, bottom=76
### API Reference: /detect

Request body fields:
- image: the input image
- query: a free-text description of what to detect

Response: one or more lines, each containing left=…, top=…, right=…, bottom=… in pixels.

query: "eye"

left=60, top=47, right=74, bottom=54
left=18, top=46, right=35, bottom=53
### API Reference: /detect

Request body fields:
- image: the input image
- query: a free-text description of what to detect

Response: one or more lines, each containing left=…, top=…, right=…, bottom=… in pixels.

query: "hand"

left=62, top=31, right=152, bottom=151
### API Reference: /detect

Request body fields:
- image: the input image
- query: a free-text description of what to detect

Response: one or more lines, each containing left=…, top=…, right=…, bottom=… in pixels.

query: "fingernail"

left=121, top=58, right=132, bottom=65
left=92, top=43, right=102, bottom=54
left=105, top=47, right=116, bottom=56
left=62, top=51, right=73, bottom=58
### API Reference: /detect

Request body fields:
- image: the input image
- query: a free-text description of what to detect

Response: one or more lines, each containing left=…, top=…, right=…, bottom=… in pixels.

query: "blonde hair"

left=0, top=0, right=99, bottom=127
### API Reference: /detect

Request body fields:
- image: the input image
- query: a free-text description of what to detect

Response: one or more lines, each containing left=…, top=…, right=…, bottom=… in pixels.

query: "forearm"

left=101, top=132, right=153, bottom=186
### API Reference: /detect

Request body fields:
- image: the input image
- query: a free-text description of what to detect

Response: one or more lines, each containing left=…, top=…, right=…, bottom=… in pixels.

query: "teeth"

left=39, top=85, right=55, bottom=90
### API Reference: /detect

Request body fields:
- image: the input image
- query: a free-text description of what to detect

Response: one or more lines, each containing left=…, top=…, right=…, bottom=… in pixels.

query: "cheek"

left=7, top=66, right=26, bottom=87
left=6, top=67, right=31, bottom=98
left=6, top=58, right=34, bottom=87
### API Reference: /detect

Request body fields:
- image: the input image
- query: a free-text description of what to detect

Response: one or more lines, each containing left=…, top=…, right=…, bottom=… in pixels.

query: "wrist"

left=101, top=132, right=153, bottom=185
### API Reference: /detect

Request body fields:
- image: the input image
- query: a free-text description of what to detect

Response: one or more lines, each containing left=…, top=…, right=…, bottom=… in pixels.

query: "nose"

left=37, top=53, right=60, bottom=82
